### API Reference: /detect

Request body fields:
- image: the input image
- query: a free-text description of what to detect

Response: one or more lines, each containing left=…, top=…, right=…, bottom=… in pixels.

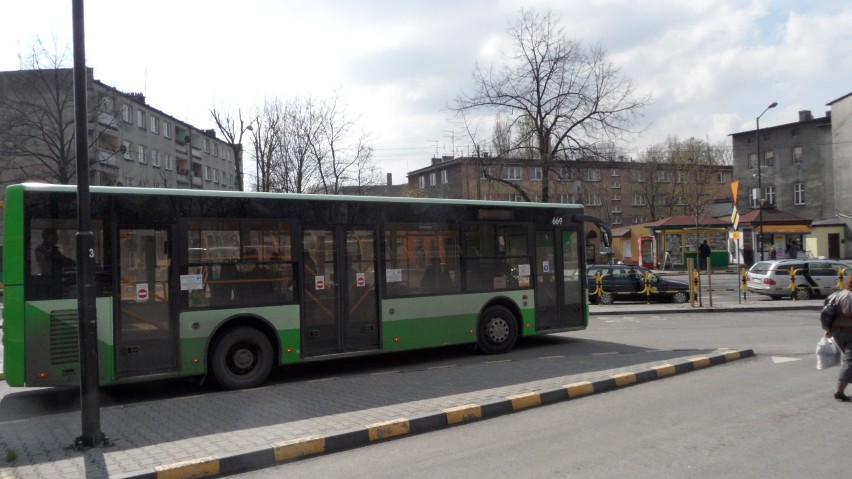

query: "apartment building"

left=407, top=155, right=733, bottom=228
left=0, top=68, right=238, bottom=191
left=731, top=93, right=852, bottom=259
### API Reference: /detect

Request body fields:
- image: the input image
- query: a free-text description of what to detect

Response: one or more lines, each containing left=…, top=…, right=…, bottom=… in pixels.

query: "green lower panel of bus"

left=381, top=313, right=479, bottom=352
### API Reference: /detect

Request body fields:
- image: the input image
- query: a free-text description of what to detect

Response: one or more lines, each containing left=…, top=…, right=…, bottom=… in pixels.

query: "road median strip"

left=117, top=348, right=754, bottom=479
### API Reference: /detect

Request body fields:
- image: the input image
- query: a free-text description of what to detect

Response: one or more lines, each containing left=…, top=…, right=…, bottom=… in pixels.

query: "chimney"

left=798, top=110, right=813, bottom=122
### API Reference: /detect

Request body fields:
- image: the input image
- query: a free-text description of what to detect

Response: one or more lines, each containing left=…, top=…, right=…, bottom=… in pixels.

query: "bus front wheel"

left=210, top=327, right=274, bottom=390
left=477, top=305, right=519, bottom=355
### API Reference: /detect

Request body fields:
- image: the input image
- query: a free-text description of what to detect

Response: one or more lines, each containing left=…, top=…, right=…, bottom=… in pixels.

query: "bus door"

left=534, top=228, right=584, bottom=331
left=115, top=225, right=178, bottom=377
left=301, top=227, right=379, bottom=357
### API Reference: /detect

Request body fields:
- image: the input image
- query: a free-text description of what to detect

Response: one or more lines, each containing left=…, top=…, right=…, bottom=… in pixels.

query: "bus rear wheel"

left=210, top=327, right=274, bottom=390
left=477, top=305, right=518, bottom=355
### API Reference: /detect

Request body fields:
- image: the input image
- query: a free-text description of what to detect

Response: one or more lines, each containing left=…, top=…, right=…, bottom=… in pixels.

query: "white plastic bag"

left=816, top=336, right=841, bottom=370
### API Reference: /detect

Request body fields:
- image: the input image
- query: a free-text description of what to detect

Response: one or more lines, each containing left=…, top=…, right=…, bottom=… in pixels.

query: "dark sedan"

left=586, top=264, right=690, bottom=304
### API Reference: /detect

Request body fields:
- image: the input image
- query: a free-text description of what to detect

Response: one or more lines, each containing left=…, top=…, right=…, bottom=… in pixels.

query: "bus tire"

left=210, top=327, right=274, bottom=390
left=477, top=305, right=518, bottom=355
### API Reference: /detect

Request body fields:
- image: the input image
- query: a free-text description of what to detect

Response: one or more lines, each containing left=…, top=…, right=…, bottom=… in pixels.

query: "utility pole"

left=72, top=0, right=107, bottom=449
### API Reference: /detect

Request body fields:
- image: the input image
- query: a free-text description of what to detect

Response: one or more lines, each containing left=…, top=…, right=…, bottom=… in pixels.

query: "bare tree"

left=455, top=8, right=649, bottom=202
left=210, top=106, right=256, bottom=191
left=670, top=137, right=728, bottom=218
left=249, top=99, right=284, bottom=192
left=314, top=95, right=377, bottom=194
left=0, top=38, right=120, bottom=186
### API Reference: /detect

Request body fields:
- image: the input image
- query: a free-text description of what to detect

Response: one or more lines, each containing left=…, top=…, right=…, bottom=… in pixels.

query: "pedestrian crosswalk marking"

left=771, top=356, right=801, bottom=364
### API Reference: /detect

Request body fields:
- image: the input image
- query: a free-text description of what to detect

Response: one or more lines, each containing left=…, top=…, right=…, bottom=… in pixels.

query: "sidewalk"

left=590, top=297, right=823, bottom=316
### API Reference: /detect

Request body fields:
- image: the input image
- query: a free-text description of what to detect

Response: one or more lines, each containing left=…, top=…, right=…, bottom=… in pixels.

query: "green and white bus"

left=2, top=183, right=609, bottom=389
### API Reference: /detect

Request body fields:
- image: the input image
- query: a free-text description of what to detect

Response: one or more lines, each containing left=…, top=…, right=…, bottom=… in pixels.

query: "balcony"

left=98, top=150, right=119, bottom=168
left=192, top=176, right=203, bottom=188
left=176, top=173, right=189, bottom=184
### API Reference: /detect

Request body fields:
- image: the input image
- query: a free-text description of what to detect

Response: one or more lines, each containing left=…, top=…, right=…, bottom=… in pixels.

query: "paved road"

left=0, top=280, right=825, bottom=478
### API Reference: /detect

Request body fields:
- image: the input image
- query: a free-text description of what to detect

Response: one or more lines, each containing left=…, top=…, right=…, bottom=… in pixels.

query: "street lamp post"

left=756, top=101, right=778, bottom=262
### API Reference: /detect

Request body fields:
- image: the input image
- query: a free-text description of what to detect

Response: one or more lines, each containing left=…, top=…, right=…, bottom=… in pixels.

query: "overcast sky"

left=3, top=0, right=851, bottom=184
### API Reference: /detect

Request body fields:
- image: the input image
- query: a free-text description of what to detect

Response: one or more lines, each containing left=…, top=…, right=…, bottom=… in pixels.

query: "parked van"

left=746, top=259, right=851, bottom=300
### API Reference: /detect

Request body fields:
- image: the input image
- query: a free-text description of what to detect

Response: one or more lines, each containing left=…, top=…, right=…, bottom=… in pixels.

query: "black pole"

left=72, top=0, right=107, bottom=449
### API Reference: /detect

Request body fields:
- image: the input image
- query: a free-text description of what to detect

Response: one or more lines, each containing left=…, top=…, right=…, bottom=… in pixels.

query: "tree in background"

left=243, top=94, right=379, bottom=194
left=454, top=8, right=649, bottom=203
left=210, top=107, right=256, bottom=191
left=0, top=38, right=119, bottom=185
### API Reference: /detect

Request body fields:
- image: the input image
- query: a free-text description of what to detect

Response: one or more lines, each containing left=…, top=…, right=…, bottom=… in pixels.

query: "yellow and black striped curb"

left=115, top=348, right=754, bottom=479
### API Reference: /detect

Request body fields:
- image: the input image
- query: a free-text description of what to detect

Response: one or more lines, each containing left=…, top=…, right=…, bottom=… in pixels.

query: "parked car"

left=586, top=264, right=690, bottom=305
left=746, top=259, right=851, bottom=300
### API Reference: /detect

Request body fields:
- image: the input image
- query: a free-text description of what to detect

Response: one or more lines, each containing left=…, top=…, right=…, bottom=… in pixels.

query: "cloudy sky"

left=3, top=0, right=851, bottom=184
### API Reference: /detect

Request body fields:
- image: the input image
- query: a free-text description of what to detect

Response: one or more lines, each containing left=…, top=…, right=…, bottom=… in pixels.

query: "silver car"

left=746, top=259, right=851, bottom=300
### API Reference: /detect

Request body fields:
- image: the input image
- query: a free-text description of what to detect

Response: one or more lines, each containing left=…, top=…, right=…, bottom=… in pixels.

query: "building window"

left=655, top=194, right=670, bottom=206
left=717, top=172, right=727, bottom=184
left=163, top=121, right=172, bottom=139
left=151, top=149, right=160, bottom=167
left=654, top=171, right=670, bottom=183
left=764, top=150, right=775, bottom=167
left=559, top=194, right=575, bottom=204
left=121, top=104, right=132, bottom=123
left=481, top=192, right=492, bottom=201
left=205, top=166, right=212, bottom=181
left=213, top=169, right=219, bottom=183
left=582, top=169, right=601, bottom=181
left=164, top=153, right=173, bottom=170
left=418, top=176, right=425, bottom=189
left=631, top=170, right=646, bottom=183
left=557, top=167, right=574, bottom=181
left=748, top=153, right=758, bottom=169
left=150, top=116, right=160, bottom=134
left=480, top=167, right=490, bottom=180
left=611, top=168, right=620, bottom=177
left=530, top=167, right=543, bottom=181
left=611, top=180, right=620, bottom=189
left=507, top=194, right=524, bottom=202
left=794, top=183, right=805, bottom=205
left=612, top=215, right=623, bottom=225
left=765, top=185, right=775, bottom=205
left=429, top=172, right=437, bottom=186
left=632, top=193, right=647, bottom=206
left=123, top=141, right=132, bottom=160
left=137, top=145, right=146, bottom=164
left=585, top=193, right=602, bottom=206
left=749, top=188, right=759, bottom=208
left=792, top=146, right=803, bottom=164
left=503, top=167, right=523, bottom=181
left=136, top=110, right=145, bottom=129
left=612, top=193, right=621, bottom=201
left=677, top=171, right=688, bottom=184
left=204, top=139, right=210, bottom=153
left=440, top=170, right=448, bottom=184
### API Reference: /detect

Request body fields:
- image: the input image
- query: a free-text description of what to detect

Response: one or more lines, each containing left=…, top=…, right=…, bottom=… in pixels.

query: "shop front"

left=735, top=208, right=812, bottom=265
left=644, top=216, right=731, bottom=270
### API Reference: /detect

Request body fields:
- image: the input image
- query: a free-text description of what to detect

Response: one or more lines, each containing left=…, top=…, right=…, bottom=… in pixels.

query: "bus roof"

left=11, top=183, right=585, bottom=211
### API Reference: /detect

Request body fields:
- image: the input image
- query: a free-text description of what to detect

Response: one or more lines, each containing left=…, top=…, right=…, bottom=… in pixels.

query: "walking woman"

left=824, top=275, right=852, bottom=401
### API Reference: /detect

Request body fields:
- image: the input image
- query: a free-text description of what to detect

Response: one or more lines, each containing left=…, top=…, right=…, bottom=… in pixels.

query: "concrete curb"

left=114, top=348, right=755, bottom=479
left=590, top=303, right=821, bottom=316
